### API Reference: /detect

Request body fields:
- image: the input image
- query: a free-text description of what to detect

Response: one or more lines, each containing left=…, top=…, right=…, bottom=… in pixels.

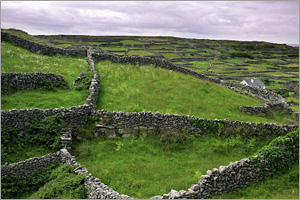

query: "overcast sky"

left=1, top=1, right=299, bottom=44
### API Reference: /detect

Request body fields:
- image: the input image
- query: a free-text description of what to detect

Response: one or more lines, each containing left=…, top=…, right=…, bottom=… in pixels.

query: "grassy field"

left=213, top=162, right=299, bottom=199
left=100, top=46, right=128, bottom=51
left=1, top=42, right=89, bottom=110
left=95, top=60, right=296, bottom=124
left=160, top=53, right=182, bottom=59
left=72, top=133, right=274, bottom=199
left=126, top=50, right=156, bottom=56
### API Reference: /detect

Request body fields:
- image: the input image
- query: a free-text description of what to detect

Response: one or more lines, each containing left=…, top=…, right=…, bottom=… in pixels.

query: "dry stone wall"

left=1, top=72, right=67, bottom=90
left=92, top=110, right=298, bottom=139
left=1, top=151, right=62, bottom=179
left=151, top=129, right=299, bottom=199
left=1, top=48, right=99, bottom=133
left=1, top=31, right=87, bottom=57
left=1, top=149, right=131, bottom=199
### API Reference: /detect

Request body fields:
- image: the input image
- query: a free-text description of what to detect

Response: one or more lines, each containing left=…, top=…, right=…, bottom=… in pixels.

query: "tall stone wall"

left=1, top=72, right=67, bottom=90
left=92, top=110, right=298, bottom=138
left=1, top=31, right=87, bottom=57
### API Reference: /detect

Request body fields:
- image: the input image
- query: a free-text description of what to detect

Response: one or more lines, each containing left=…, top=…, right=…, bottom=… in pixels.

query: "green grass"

left=213, top=162, right=299, bottom=199
left=126, top=50, right=156, bottom=56
left=3, top=145, right=53, bottom=164
left=185, top=48, right=199, bottom=52
left=1, top=41, right=89, bottom=110
left=95, top=60, right=296, bottom=124
left=121, top=40, right=145, bottom=45
left=72, top=134, right=274, bottom=199
left=190, top=61, right=210, bottom=68
left=160, top=53, right=182, bottom=59
left=100, top=45, right=128, bottom=51
left=1, top=42, right=88, bottom=85
left=224, top=58, right=245, bottom=64
left=180, top=52, right=202, bottom=58
left=148, top=45, right=175, bottom=50
left=1, top=88, right=88, bottom=110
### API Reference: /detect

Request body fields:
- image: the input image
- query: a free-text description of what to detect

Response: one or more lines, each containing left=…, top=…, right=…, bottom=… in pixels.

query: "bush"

left=1, top=126, right=24, bottom=163
left=74, top=71, right=94, bottom=91
left=27, top=115, right=67, bottom=150
left=1, top=164, right=87, bottom=199
left=251, top=128, right=299, bottom=175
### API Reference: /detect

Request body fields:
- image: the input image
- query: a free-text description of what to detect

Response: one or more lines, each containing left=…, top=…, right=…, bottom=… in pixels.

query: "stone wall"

left=1, top=31, right=87, bottom=57
left=1, top=49, right=99, bottom=133
left=152, top=129, right=299, bottom=199
left=92, top=110, right=298, bottom=139
left=1, top=151, right=62, bottom=179
left=1, top=149, right=131, bottom=199
left=60, top=149, right=131, bottom=199
left=1, top=72, right=67, bottom=90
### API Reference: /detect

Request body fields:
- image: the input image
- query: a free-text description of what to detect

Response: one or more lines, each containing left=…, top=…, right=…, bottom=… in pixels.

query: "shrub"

left=250, top=128, right=299, bottom=175
left=26, top=115, right=67, bottom=150
left=1, top=164, right=87, bottom=199
left=74, top=71, right=94, bottom=91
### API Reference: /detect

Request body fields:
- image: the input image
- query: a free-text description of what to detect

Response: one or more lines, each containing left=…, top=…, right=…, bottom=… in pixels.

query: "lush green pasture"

left=126, top=50, right=156, bottom=56
left=95, top=60, right=296, bottom=124
left=1, top=42, right=89, bottom=110
left=100, top=45, right=128, bottom=51
left=190, top=61, right=210, bottom=68
left=160, top=53, right=182, bottom=59
left=72, top=134, right=273, bottom=199
left=213, top=162, right=299, bottom=199
left=121, top=40, right=145, bottom=45
left=1, top=42, right=88, bottom=84
left=1, top=89, right=88, bottom=110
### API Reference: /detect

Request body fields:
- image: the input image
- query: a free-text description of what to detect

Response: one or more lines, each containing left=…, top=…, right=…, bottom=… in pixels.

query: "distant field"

left=95, top=60, right=296, bottom=124
left=126, top=50, right=156, bottom=56
left=1, top=42, right=89, bottom=110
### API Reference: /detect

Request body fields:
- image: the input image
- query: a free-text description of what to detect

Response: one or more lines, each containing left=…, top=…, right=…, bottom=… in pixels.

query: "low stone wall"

left=92, top=110, right=298, bottom=139
left=152, top=129, right=299, bottom=199
left=60, top=149, right=131, bottom=199
left=1, top=149, right=131, bottom=199
left=1, top=31, right=87, bottom=57
left=1, top=49, right=100, bottom=133
left=1, top=72, right=67, bottom=90
left=1, top=151, right=62, bottom=179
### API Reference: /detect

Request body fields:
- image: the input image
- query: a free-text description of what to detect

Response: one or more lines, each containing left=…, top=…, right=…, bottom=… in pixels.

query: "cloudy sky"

left=1, top=1, right=299, bottom=44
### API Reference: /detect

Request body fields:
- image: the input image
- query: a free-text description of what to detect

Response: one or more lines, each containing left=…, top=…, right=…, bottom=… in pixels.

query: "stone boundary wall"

left=1, top=151, right=62, bottom=179
left=1, top=149, right=131, bottom=199
left=1, top=49, right=99, bottom=132
left=152, top=129, right=299, bottom=199
left=1, top=72, right=67, bottom=90
left=92, top=110, right=298, bottom=139
left=60, top=149, right=131, bottom=199
left=1, top=31, right=87, bottom=57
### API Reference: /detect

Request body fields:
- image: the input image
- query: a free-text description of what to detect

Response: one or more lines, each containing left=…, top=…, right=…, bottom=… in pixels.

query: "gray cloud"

left=1, top=1, right=299, bottom=44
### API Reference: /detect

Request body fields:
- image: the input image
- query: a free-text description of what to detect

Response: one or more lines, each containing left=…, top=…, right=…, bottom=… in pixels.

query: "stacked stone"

left=1, top=31, right=87, bottom=57
left=1, top=151, right=62, bottom=179
left=1, top=72, right=67, bottom=90
left=1, top=104, right=92, bottom=133
left=59, top=149, right=131, bottom=199
left=92, top=110, right=298, bottom=139
left=85, top=49, right=100, bottom=110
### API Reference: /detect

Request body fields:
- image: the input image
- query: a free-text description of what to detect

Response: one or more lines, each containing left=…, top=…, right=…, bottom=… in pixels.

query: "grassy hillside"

left=95, top=60, right=296, bottom=124
left=1, top=42, right=89, bottom=110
